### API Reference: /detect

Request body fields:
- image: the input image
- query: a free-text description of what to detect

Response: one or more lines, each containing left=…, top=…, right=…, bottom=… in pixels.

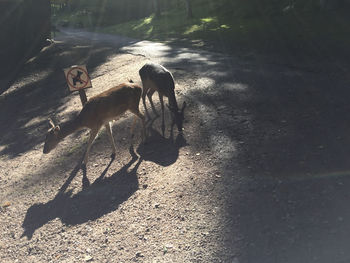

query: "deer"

left=43, top=81, right=146, bottom=168
left=139, top=62, right=186, bottom=136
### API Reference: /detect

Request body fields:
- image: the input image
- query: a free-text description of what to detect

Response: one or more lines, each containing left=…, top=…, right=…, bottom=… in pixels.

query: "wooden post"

left=79, top=89, right=88, bottom=106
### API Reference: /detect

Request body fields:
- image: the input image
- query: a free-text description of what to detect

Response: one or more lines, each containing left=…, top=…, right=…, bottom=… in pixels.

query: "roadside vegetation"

left=52, top=0, right=350, bottom=59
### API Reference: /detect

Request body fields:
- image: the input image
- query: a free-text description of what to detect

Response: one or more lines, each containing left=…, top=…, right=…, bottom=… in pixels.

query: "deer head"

left=43, top=118, right=61, bottom=154
left=168, top=101, right=186, bottom=132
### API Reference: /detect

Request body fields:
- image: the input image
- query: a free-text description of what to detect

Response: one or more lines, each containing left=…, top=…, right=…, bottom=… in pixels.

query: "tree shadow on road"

left=182, top=57, right=350, bottom=262
left=0, top=35, right=135, bottom=159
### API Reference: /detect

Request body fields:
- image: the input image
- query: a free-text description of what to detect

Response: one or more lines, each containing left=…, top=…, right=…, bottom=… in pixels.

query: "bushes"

left=0, top=0, right=51, bottom=77
left=52, top=0, right=154, bottom=27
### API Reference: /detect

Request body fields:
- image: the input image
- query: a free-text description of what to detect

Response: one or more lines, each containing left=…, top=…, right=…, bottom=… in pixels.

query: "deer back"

left=139, top=62, right=175, bottom=98
left=78, top=83, right=142, bottom=129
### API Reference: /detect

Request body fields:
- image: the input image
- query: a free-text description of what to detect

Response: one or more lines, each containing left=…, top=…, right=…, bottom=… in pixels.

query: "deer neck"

left=57, top=118, right=82, bottom=141
left=168, top=92, right=179, bottom=112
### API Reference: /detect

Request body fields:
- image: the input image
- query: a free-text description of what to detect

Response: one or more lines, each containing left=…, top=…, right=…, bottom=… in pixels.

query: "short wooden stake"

left=79, top=89, right=88, bottom=106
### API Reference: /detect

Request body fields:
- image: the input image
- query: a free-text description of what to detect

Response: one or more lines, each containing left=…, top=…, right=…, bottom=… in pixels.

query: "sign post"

left=63, top=65, right=92, bottom=106
left=78, top=89, right=88, bottom=106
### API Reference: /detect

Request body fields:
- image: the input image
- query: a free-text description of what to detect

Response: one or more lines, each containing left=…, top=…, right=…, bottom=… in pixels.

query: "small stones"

left=83, top=255, right=93, bottom=262
left=2, top=201, right=11, bottom=208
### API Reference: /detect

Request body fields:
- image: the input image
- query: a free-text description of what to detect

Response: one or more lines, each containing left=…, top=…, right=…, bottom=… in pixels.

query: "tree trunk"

left=154, top=0, right=161, bottom=18
left=185, top=0, right=193, bottom=19
left=320, top=0, right=344, bottom=10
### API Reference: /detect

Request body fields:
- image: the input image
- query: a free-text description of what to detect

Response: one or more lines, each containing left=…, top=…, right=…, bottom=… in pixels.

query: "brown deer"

left=43, top=82, right=146, bottom=168
left=139, top=62, right=186, bottom=136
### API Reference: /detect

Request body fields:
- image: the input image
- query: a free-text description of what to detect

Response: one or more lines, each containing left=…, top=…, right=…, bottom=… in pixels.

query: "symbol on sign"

left=72, top=70, right=84, bottom=86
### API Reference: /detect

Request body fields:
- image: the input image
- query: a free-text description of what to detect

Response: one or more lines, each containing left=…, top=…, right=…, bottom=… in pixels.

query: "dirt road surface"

left=1, top=28, right=350, bottom=263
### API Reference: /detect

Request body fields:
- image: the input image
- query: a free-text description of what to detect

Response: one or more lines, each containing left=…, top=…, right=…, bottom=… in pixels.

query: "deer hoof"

left=111, top=153, right=116, bottom=160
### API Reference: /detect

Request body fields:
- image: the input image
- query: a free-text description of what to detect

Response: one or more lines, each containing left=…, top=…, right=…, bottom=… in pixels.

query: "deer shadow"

left=21, top=114, right=188, bottom=239
left=21, top=148, right=140, bottom=240
left=139, top=115, right=188, bottom=167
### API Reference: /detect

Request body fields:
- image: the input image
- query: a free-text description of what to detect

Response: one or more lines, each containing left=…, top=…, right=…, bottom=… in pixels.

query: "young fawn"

left=43, top=82, right=146, bottom=167
left=139, top=62, right=186, bottom=136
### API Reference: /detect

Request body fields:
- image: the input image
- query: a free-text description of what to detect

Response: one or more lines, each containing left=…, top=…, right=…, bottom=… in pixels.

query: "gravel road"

left=1, top=27, right=350, bottom=263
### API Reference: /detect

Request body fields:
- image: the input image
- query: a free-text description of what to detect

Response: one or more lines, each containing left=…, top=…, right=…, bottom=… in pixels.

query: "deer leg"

left=147, top=89, right=158, bottom=116
left=142, top=85, right=151, bottom=118
left=170, top=118, right=175, bottom=140
left=159, top=93, right=165, bottom=136
left=130, top=108, right=146, bottom=142
left=130, top=116, right=137, bottom=139
left=82, top=128, right=99, bottom=167
left=105, top=122, right=117, bottom=159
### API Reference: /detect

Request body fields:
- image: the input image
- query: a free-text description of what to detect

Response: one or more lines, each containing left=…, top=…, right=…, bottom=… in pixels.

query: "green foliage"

left=53, top=0, right=350, bottom=58
left=52, top=0, right=154, bottom=27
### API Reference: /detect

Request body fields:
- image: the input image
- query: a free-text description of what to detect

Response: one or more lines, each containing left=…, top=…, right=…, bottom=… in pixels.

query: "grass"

left=54, top=0, right=350, bottom=60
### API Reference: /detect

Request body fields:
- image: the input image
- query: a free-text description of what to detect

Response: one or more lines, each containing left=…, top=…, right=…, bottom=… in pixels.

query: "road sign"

left=64, top=65, right=92, bottom=92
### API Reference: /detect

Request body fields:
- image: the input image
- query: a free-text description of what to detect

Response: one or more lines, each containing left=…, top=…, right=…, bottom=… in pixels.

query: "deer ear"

left=48, top=118, right=55, bottom=129
left=181, top=101, right=187, bottom=113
